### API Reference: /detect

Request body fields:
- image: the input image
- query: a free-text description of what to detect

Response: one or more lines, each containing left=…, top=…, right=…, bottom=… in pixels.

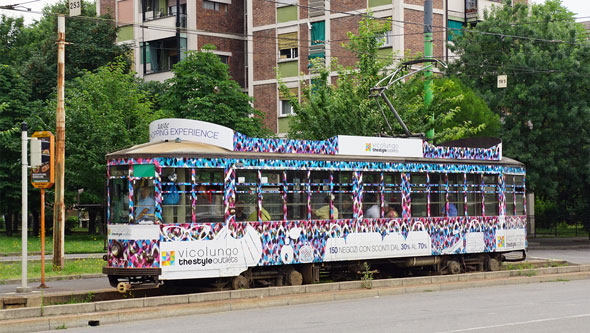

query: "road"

left=55, top=278, right=590, bottom=333
left=528, top=249, right=590, bottom=265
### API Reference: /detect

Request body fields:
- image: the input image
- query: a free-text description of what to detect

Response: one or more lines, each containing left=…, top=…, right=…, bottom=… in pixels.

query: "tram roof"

left=107, top=140, right=524, bottom=167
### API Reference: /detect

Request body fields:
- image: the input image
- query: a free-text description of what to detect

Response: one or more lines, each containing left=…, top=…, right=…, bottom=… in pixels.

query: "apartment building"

left=99, top=0, right=518, bottom=135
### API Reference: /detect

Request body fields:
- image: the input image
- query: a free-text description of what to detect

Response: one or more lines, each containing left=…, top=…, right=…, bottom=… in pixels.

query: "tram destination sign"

left=337, top=135, right=423, bottom=158
left=149, top=118, right=234, bottom=151
left=31, top=131, right=55, bottom=189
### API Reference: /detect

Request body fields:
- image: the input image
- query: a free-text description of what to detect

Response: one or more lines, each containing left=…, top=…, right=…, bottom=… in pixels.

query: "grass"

left=0, top=232, right=105, bottom=255
left=0, top=258, right=104, bottom=282
left=504, top=262, right=535, bottom=271
left=535, top=223, right=589, bottom=238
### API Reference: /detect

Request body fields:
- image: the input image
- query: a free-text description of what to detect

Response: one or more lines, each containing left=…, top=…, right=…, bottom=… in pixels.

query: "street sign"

left=31, top=131, right=54, bottom=189
left=497, top=75, right=507, bottom=88
left=69, top=0, right=81, bottom=17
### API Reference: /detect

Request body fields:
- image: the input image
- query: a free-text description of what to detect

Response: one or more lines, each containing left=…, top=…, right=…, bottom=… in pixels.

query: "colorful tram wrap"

left=103, top=119, right=527, bottom=288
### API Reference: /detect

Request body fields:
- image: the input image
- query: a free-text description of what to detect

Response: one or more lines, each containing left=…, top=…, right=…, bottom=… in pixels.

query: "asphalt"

left=527, top=236, right=590, bottom=249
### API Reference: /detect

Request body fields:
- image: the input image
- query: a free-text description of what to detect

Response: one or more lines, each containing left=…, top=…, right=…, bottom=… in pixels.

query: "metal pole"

left=17, top=122, right=31, bottom=293
left=53, top=14, right=66, bottom=270
left=39, top=188, right=47, bottom=288
left=424, top=0, right=434, bottom=140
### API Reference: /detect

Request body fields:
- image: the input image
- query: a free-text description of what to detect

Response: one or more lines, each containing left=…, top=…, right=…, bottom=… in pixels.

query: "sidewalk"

left=527, top=236, right=590, bottom=250
left=0, top=253, right=104, bottom=263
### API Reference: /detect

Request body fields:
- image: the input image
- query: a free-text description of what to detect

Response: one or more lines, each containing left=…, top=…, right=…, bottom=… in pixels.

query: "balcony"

left=141, top=36, right=187, bottom=77
left=143, top=1, right=187, bottom=28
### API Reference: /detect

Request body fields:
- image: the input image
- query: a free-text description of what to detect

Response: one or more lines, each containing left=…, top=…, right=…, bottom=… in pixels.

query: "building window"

left=280, top=100, right=293, bottom=116
left=203, top=1, right=228, bottom=12
left=278, top=32, right=298, bottom=60
left=376, top=30, right=392, bottom=47
left=218, top=55, right=230, bottom=65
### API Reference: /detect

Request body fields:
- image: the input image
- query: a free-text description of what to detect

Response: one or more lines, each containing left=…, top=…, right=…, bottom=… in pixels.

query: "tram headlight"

left=111, top=241, right=123, bottom=258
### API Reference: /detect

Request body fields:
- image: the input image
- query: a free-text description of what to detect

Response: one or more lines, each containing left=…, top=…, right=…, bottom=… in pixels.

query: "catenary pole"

left=53, top=15, right=66, bottom=270
left=424, top=0, right=434, bottom=140
left=17, top=122, right=31, bottom=293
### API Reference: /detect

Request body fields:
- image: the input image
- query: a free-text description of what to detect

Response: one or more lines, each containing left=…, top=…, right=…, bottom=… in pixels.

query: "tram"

left=103, top=118, right=527, bottom=291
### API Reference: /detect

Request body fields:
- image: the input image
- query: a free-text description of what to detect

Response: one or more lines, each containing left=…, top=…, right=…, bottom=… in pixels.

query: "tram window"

left=383, top=173, right=402, bottom=217
left=411, top=173, right=427, bottom=217
left=466, top=174, right=483, bottom=216
left=195, top=169, right=224, bottom=222
left=261, top=171, right=284, bottom=221
left=334, top=172, right=353, bottom=219
left=286, top=170, right=307, bottom=220
left=236, top=171, right=257, bottom=221
left=429, top=174, right=444, bottom=217
left=109, top=178, right=129, bottom=223
left=109, top=165, right=128, bottom=177
left=483, top=175, right=498, bottom=216
left=161, top=168, right=192, bottom=224
left=363, top=172, right=382, bottom=218
left=310, top=171, right=331, bottom=219
left=133, top=178, right=155, bottom=223
left=447, top=173, right=465, bottom=216
left=515, top=175, right=525, bottom=215
left=505, top=175, right=515, bottom=216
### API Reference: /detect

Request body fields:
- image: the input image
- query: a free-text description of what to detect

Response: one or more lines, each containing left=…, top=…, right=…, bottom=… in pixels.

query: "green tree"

left=22, top=0, right=129, bottom=101
left=447, top=0, right=590, bottom=230
left=45, top=59, right=164, bottom=233
left=282, top=15, right=496, bottom=142
left=0, top=15, right=27, bottom=65
left=0, top=65, right=33, bottom=235
left=162, top=46, right=270, bottom=137
left=393, top=77, right=501, bottom=142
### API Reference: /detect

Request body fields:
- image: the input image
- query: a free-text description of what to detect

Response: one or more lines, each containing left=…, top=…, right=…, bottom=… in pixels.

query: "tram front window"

left=109, top=178, right=129, bottom=224
left=132, top=164, right=156, bottom=223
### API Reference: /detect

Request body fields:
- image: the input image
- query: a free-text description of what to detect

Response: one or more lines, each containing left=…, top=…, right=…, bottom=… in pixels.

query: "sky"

left=0, top=0, right=589, bottom=24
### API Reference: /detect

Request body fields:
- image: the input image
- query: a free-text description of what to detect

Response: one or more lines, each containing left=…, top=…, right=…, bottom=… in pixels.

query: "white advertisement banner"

left=108, top=224, right=160, bottom=240
left=160, top=225, right=262, bottom=279
left=337, top=135, right=423, bottom=158
left=323, top=230, right=431, bottom=261
left=149, top=118, right=234, bottom=151
left=496, top=228, right=527, bottom=251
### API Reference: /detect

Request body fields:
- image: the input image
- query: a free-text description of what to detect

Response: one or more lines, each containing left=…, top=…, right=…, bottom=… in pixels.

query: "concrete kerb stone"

left=0, top=307, right=42, bottom=321
left=230, top=287, right=269, bottom=299
left=268, top=285, right=305, bottom=296
left=188, top=290, right=231, bottom=303
left=41, top=302, right=96, bottom=317
left=334, top=288, right=379, bottom=301
left=142, top=294, right=189, bottom=307
left=305, top=282, right=339, bottom=293
left=402, top=276, right=432, bottom=286
left=94, top=298, right=144, bottom=312
left=338, top=281, right=363, bottom=290
left=0, top=317, right=50, bottom=333
left=230, top=295, right=290, bottom=311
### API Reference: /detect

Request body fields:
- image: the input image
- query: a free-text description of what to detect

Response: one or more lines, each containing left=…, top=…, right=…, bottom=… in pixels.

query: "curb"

left=1, top=264, right=590, bottom=332
left=1, top=274, right=104, bottom=286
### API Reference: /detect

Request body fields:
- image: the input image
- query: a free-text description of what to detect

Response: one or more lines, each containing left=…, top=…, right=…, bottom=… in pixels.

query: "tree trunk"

left=5, top=209, right=12, bottom=236
left=12, top=211, right=19, bottom=234
left=88, top=209, right=97, bottom=235
left=32, top=210, right=40, bottom=237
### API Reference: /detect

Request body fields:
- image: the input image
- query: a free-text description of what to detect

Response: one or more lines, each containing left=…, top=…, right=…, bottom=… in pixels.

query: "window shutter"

left=278, top=32, right=298, bottom=50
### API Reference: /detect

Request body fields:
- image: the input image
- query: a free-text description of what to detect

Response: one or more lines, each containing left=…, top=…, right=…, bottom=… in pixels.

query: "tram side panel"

left=129, top=215, right=527, bottom=281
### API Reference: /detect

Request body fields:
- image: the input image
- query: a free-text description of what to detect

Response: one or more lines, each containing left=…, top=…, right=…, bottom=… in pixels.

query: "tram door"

left=132, top=164, right=156, bottom=224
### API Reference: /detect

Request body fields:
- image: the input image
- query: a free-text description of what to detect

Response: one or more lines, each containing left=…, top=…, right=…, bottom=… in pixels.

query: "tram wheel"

left=486, top=257, right=501, bottom=272
left=231, top=275, right=249, bottom=290
left=447, top=260, right=462, bottom=275
left=116, top=282, right=131, bottom=293
left=286, top=269, right=303, bottom=286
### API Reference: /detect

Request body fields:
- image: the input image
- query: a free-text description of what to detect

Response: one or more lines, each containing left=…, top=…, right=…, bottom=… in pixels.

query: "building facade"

left=100, top=0, right=521, bottom=136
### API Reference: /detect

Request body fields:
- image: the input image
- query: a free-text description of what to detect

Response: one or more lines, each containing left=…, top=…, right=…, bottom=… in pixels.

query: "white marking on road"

left=437, top=313, right=590, bottom=332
